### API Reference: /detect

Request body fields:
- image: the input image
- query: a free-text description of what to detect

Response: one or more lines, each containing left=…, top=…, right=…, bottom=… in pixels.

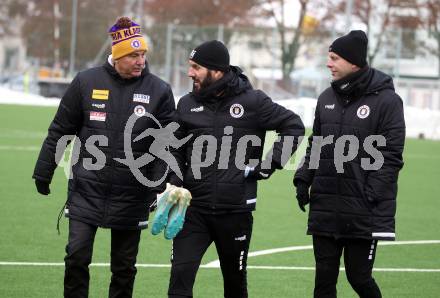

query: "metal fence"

left=1, top=23, right=439, bottom=109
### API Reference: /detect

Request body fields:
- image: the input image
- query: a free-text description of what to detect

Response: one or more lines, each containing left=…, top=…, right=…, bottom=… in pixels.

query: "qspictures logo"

left=55, top=113, right=386, bottom=187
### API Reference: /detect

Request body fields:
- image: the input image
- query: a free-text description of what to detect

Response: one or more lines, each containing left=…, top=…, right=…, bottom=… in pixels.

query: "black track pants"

left=313, top=235, right=382, bottom=298
left=64, top=219, right=141, bottom=298
left=168, top=209, right=253, bottom=298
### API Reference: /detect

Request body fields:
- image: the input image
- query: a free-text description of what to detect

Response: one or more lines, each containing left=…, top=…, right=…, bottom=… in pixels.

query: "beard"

left=192, top=71, right=214, bottom=93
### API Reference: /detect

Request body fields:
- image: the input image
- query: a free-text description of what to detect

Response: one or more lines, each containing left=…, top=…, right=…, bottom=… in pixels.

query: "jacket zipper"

left=104, top=89, right=123, bottom=226
left=212, top=102, right=220, bottom=211
left=337, top=104, right=345, bottom=220
left=336, top=95, right=349, bottom=229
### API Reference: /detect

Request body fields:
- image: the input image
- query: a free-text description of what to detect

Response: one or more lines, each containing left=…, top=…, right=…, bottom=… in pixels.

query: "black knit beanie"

left=189, top=40, right=230, bottom=71
left=329, top=30, right=368, bottom=68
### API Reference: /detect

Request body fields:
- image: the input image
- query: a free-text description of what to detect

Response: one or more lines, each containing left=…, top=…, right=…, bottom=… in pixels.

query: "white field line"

left=204, top=240, right=440, bottom=267
left=0, top=129, right=46, bottom=139
left=0, top=145, right=40, bottom=151
left=245, top=266, right=440, bottom=272
left=0, top=91, right=60, bottom=106
left=1, top=240, right=439, bottom=272
left=0, top=262, right=439, bottom=272
left=378, top=240, right=440, bottom=246
left=403, top=153, right=440, bottom=159
left=249, top=240, right=440, bottom=258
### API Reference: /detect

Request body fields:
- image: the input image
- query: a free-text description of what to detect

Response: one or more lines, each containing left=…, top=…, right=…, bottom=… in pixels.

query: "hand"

left=35, top=179, right=50, bottom=195
left=244, top=165, right=275, bottom=180
left=295, top=181, right=309, bottom=212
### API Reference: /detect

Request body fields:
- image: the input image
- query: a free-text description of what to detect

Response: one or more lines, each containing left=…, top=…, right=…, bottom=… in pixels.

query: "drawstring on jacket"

left=56, top=201, right=68, bottom=235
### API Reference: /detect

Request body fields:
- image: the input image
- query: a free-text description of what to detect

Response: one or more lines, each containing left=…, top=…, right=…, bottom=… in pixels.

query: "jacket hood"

left=226, top=65, right=253, bottom=96
left=192, top=65, right=253, bottom=102
left=331, top=66, right=395, bottom=102
left=366, top=68, right=395, bottom=94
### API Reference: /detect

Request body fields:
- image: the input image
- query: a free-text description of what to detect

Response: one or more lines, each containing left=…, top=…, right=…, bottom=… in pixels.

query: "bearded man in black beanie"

left=166, top=40, right=305, bottom=298
left=294, top=30, right=405, bottom=297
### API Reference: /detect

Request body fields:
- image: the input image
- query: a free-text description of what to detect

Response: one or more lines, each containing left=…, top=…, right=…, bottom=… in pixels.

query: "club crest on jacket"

left=357, top=105, right=370, bottom=119
left=134, top=105, right=146, bottom=117
left=230, top=103, right=244, bottom=118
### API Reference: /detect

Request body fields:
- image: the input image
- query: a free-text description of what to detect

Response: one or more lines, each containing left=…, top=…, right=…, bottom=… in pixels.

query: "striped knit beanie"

left=108, top=17, right=148, bottom=60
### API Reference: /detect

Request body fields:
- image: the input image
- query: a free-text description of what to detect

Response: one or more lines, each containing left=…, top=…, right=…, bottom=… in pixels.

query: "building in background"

left=0, top=15, right=27, bottom=81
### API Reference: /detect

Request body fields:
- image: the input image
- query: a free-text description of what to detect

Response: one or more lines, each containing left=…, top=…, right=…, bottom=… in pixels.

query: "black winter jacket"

left=171, top=67, right=305, bottom=212
left=294, top=67, right=405, bottom=240
left=33, top=60, right=175, bottom=229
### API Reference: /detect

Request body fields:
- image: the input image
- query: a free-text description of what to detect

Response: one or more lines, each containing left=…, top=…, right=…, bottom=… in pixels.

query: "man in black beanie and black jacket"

left=294, top=30, right=405, bottom=297
left=167, top=40, right=305, bottom=298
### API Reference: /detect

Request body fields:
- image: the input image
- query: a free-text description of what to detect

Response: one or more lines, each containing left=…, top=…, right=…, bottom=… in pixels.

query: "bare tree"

left=145, top=0, right=325, bottom=87
left=0, top=0, right=27, bottom=37
left=260, top=0, right=310, bottom=85
left=144, top=0, right=258, bottom=26
left=142, top=0, right=259, bottom=71
left=426, top=0, right=440, bottom=76
left=3, top=0, right=125, bottom=69
left=322, top=0, right=422, bottom=66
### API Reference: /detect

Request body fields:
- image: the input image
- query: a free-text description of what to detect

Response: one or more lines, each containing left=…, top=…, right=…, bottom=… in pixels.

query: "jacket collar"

left=331, top=66, right=372, bottom=102
left=104, top=54, right=149, bottom=84
left=191, top=66, right=252, bottom=103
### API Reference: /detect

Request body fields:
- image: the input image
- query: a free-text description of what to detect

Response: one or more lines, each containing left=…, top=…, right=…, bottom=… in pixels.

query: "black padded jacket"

left=33, top=61, right=175, bottom=229
left=170, top=67, right=305, bottom=213
left=294, top=68, right=405, bottom=240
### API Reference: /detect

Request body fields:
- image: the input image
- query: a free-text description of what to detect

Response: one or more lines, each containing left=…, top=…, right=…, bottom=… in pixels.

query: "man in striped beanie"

left=108, top=16, right=148, bottom=78
left=33, top=16, right=177, bottom=297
